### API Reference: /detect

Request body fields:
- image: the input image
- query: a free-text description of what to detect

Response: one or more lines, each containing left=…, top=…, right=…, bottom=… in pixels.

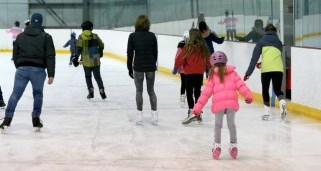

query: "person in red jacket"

left=174, top=28, right=211, bottom=124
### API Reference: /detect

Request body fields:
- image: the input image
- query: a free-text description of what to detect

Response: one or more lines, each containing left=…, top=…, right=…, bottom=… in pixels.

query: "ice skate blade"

left=136, top=121, right=143, bottom=125
left=152, top=121, right=158, bottom=126
left=1, top=128, right=7, bottom=134
left=261, top=115, right=270, bottom=121
left=35, top=127, right=42, bottom=132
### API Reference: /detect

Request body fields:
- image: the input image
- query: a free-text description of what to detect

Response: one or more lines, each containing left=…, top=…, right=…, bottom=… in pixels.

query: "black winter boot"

left=99, top=89, right=106, bottom=99
left=32, top=117, right=43, bottom=128
left=0, top=117, right=12, bottom=131
left=87, top=88, right=94, bottom=99
left=0, top=100, right=5, bottom=108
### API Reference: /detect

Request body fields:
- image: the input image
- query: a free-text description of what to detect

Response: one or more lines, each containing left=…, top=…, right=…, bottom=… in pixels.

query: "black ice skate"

left=0, top=117, right=12, bottom=134
left=182, top=110, right=202, bottom=125
left=32, top=117, right=43, bottom=131
left=99, top=89, right=106, bottom=100
left=0, top=100, right=5, bottom=109
left=87, top=88, right=94, bottom=99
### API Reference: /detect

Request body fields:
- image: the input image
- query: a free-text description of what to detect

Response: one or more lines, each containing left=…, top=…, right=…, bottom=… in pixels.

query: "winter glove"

left=245, top=98, right=253, bottom=104
left=128, top=70, right=134, bottom=79
left=256, top=62, right=261, bottom=69
left=243, top=75, right=249, bottom=81
left=172, top=67, right=178, bottom=75
left=72, top=57, right=79, bottom=67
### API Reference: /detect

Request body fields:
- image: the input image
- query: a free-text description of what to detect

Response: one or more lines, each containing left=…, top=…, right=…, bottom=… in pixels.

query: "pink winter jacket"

left=193, top=65, right=253, bottom=114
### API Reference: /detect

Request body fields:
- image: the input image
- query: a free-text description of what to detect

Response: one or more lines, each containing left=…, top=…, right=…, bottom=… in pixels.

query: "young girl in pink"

left=185, top=51, right=253, bottom=159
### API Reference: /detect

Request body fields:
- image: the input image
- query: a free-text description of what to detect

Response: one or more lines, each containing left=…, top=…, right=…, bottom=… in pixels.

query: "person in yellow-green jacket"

left=243, top=24, right=287, bottom=121
left=73, top=20, right=106, bottom=99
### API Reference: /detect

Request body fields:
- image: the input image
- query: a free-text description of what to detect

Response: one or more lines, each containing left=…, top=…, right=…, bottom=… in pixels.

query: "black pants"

left=0, top=86, right=3, bottom=101
left=261, top=72, right=284, bottom=106
left=83, top=66, right=104, bottom=90
left=186, top=74, right=203, bottom=109
left=180, top=73, right=186, bottom=95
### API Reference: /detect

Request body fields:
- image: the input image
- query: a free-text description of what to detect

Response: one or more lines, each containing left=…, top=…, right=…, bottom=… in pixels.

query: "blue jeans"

left=5, top=67, right=46, bottom=118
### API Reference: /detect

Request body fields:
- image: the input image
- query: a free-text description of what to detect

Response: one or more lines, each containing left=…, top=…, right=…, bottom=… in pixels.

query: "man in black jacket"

left=0, top=13, right=56, bottom=132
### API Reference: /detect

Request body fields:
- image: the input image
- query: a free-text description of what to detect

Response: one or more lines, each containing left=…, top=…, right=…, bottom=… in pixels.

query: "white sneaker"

left=279, top=99, right=287, bottom=120
left=151, top=110, right=158, bottom=125
left=262, top=105, right=270, bottom=121
left=136, top=111, right=143, bottom=124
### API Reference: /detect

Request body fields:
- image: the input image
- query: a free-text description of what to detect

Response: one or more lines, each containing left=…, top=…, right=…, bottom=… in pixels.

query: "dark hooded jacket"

left=13, top=24, right=56, bottom=77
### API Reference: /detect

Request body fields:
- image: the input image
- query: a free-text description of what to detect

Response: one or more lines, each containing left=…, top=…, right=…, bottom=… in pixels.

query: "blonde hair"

left=182, top=28, right=210, bottom=61
left=209, top=63, right=227, bottom=83
left=135, top=15, right=150, bottom=31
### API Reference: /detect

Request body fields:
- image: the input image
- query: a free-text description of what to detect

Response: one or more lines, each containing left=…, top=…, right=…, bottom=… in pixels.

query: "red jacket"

left=175, top=48, right=211, bottom=74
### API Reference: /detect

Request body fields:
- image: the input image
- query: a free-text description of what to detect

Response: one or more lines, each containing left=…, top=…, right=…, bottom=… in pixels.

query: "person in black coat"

left=0, top=13, right=56, bottom=132
left=235, top=19, right=265, bottom=43
left=127, top=14, right=158, bottom=125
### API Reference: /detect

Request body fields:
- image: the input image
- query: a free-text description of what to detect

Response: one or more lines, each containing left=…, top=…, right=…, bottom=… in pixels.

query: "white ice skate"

left=151, top=110, right=158, bottom=125
left=279, top=99, right=287, bottom=120
left=262, top=105, right=271, bottom=121
left=136, top=111, right=143, bottom=125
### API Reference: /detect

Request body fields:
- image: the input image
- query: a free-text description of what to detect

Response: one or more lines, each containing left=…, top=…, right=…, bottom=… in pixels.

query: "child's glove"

left=72, top=57, right=79, bottom=67
left=245, top=98, right=253, bottom=104
left=255, top=62, right=261, bottom=69
left=172, top=67, right=178, bottom=75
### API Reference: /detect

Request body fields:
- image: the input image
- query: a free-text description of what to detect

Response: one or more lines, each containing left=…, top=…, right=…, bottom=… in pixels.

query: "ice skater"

left=243, top=24, right=287, bottom=121
left=6, top=20, right=23, bottom=60
left=184, top=51, right=253, bottom=159
left=72, top=20, right=106, bottom=100
left=172, top=31, right=189, bottom=106
left=127, top=14, right=158, bottom=125
left=63, top=32, right=77, bottom=66
left=0, top=13, right=56, bottom=133
left=175, top=28, right=211, bottom=124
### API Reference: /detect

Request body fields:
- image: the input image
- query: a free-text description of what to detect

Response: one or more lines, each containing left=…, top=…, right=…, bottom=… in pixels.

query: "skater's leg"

left=145, top=71, right=157, bottom=111
left=185, top=75, right=195, bottom=109
left=180, top=73, right=186, bottom=95
left=29, top=67, right=46, bottom=118
left=226, top=109, right=237, bottom=143
left=212, top=110, right=224, bottom=159
left=5, top=67, right=29, bottom=118
left=92, top=66, right=104, bottom=90
left=0, top=86, right=3, bottom=101
left=261, top=73, right=272, bottom=107
left=271, top=72, right=285, bottom=100
left=83, top=66, right=94, bottom=98
left=0, top=86, right=5, bottom=108
left=134, top=71, right=144, bottom=111
left=83, top=66, right=94, bottom=90
left=214, top=110, right=225, bottom=144
left=92, top=66, right=106, bottom=99
left=271, top=72, right=287, bottom=118
left=193, top=74, right=203, bottom=103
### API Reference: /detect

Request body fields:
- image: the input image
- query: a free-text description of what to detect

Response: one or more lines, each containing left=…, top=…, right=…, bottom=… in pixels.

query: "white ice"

left=0, top=53, right=321, bottom=171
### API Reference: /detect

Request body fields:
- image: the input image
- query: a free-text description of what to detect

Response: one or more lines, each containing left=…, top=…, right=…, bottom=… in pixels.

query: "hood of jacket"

left=201, top=29, right=211, bottom=38
left=80, top=30, right=93, bottom=39
left=23, top=24, right=44, bottom=36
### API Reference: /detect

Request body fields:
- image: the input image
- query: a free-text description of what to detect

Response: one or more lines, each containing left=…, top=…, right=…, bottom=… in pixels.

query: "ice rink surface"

left=0, top=53, right=321, bottom=171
